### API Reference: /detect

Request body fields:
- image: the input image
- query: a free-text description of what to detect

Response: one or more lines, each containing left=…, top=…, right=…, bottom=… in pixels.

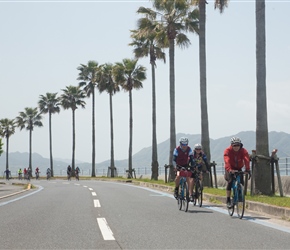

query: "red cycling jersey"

left=224, top=145, right=250, bottom=172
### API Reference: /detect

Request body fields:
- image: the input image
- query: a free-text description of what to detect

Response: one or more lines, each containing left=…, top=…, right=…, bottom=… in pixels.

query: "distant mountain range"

left=1, top=131, right=289, bottom=174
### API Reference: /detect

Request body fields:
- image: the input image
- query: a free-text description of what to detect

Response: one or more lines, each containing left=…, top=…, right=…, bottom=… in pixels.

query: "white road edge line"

left=94, top=199, right=101, bottom=207
left=97, top=218, right=115, bottom=240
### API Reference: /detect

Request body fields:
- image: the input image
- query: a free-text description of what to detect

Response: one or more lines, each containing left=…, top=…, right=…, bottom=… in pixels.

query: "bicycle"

left=176, top=165, right=190, bottom=212
left=191, top=168, right=203, bottom=207
left=227, top=171, right=248, bottom=219
left=35, top=172, right=40, bottom=180
left=75, top=171, right=79, bottom=181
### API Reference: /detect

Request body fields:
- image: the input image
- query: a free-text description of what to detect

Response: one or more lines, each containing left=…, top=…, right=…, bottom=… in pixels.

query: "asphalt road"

left=0, top=179, right=289, bottom=249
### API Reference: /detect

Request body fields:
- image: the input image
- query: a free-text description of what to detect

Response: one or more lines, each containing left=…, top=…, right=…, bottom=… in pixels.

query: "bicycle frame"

left=228, top=171, right=245, bottom=219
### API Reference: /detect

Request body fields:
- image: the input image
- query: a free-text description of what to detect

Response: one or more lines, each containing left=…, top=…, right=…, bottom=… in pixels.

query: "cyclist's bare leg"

left=188, top=177, right=194, bottom=196
left=175, top=173, right=181, bottom=188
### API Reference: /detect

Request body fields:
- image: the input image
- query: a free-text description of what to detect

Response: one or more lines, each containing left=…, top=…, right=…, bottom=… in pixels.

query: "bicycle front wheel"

left=236, top=184, right=245, bottom=219
left=183, top=182, right=189, bottom=212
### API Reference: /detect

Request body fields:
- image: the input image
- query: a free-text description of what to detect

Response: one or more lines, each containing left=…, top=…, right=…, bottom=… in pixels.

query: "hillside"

left=1, top=131, right=290, bottom=173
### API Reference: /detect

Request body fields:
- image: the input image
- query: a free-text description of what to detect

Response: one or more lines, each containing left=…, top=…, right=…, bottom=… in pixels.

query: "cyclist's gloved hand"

left=246, top=170, right=252, bottom=180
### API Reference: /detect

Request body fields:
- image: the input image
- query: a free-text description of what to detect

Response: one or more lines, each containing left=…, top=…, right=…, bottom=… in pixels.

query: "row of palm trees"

left=1, top=0, right=270, bottom=194
left=0, top=59, right=146, bottom=178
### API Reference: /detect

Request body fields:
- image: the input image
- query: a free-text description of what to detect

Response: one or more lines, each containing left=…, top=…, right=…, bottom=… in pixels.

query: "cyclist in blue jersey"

left=173, top=137, right=196, bottom=199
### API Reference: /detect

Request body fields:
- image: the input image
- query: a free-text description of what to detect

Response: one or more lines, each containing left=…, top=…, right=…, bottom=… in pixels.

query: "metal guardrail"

left=3, top=157, right=290, bottom=178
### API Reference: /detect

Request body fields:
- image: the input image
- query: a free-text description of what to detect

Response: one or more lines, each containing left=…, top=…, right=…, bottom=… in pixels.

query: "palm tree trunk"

left=151, top=63, right=159, bottom=180
left=29, top=129, right=32, bottom=176
left=255, top=0, right=271, bottom=195
left=128, top=90, right=133, bottom=177
left=49, top=112, right=54, bottom=177
left=110, top=93, right=115, bottom=178
left=92, top=89, right=96, bottom=177
left=72, top=109, right=76, bottom=176
left=5, top=137, right=9, bottom=170
left=199, top=0, right=211, bottom=186
left=169, top=39, right=176, bottom=182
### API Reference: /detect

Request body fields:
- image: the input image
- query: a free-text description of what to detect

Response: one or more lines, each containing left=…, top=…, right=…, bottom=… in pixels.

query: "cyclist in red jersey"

left=224, top=137, right=251, bottom=208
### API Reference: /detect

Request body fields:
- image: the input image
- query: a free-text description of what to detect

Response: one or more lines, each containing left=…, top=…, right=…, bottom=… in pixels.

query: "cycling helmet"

left=230, top=137, right=241, bottom=145
left=179, top=137, right=189, bottom=145
left=194, top=143, right=202, bottom=150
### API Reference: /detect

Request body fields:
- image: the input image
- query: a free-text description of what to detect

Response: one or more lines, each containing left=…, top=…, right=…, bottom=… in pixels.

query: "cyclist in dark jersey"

left=173, top=137, right=196, bottom=199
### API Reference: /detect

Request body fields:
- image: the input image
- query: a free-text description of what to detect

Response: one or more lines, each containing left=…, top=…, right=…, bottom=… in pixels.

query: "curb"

left=133, top=181, right=290, bottom=220
left=0, top=183, right=31, bottom=200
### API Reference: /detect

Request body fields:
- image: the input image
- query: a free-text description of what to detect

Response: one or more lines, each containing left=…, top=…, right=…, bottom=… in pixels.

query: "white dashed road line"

left=97, top=218, right=115, bottom=240
left=92, top=192, right=97, bottom=196
left=94, top=199, right=101, bottom=207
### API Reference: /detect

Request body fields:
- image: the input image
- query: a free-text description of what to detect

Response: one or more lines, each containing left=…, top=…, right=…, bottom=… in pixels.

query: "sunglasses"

left=181, top=143, right=188, bottom=146
left=195, top=148, right=201, bottom=150
left=232, top=144, right=240, bottom=147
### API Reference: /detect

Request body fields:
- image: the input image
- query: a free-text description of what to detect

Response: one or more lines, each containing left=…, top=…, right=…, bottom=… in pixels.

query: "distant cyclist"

left=188, top=143, right=210, bottom=201
left=173, top=137, right=196, bottom=199
left=67, top=165, right=72, bottom=180
left=224, top=137, right=251, bottom=208
left=18, top=168, right=23, bottom=180
left=46, top=168, right=51, bottom=180
left=35, top=167, right=40, bottom=180
left=75, top=166, right=80, bottom=180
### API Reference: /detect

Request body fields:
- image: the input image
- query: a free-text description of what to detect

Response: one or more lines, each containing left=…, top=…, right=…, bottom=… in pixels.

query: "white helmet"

left=194, top=143, right=202, bottom=150
left=230, top=137, right=241, bottom=144
left=179, top=137, right=189, bottom=145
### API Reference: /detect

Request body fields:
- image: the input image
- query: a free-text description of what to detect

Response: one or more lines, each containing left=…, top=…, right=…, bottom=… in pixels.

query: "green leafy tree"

left=60, top=86, right=86, bottom=175
left=0, top=118, right=16, bottom=170
left=38, top=92, right=61, bottom=177
left=98, top=63, right=120, bottom=177
left=129, top=26, right=166, bottom=180
left=114, top=59, right=146, bottom=177
left=137, top=0, right=199, bottom=181
left=255, top=0, right=271, bottom=195
left=77, top=61, right=101, bottom=177
left=15, top=108, right=43, bottom=173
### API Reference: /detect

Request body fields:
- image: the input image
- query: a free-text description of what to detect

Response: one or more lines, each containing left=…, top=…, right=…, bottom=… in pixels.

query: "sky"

left=0, top=0, right=289, bottom=165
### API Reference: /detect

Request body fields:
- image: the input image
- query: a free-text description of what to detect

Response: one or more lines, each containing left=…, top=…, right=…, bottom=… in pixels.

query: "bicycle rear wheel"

left=196, top=181, right=203, bottom=207
left=236, top=184, right=245, bottom=219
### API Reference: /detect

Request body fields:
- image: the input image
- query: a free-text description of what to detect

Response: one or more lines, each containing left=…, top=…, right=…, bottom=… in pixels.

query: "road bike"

left=227, top=171, right=247, bottom=219
left=67, top=172, right=71, bottom=181
left=192, top=167, right=203, bottom=207
left=176, top=166, right=190, bottom=212
left=46, top=171, right=51, bottom=180
left=35, top=172, right=40, bottom=180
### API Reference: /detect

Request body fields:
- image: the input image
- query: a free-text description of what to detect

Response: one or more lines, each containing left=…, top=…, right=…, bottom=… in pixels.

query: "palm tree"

left=60, top=86, right=86, bottom=175
left=190, top=0, right=229, bottom=186
left=114, top=58, right=146, bottom=177
left=77, top=61, right=100, bottom=177
left=98, top=63, right=120, bottom=177
left=129, top=27, right=166, bottom=180
left=255, top=0, right=271, bottom=195
left=38, top=92, right=61, bottom=177
left=137, top=1, right=199, bottom=181
left=0, top=118, right=16, bottom=170
left=15, top=107, right=43, bottom=173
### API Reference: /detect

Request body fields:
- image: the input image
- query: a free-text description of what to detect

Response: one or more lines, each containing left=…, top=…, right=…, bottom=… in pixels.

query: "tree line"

left=0, top=1, right=271, bottom=195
